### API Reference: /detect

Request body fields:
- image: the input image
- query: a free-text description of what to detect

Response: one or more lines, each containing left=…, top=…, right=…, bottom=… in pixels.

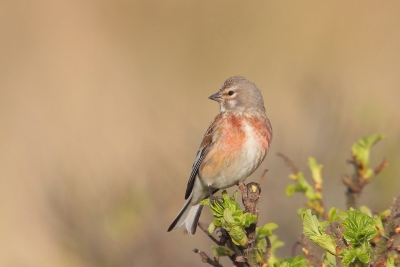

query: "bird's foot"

left=209, top=195, right=222, bottom=205
left=208, top=184, right=222, bottom=205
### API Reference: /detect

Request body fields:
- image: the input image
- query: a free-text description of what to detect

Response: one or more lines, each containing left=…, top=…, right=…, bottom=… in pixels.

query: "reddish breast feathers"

left=219, top=114, right=246, bottom=153
left=246, top=115, right=271, bottom=153
left=219, top=114, right=270, bottom=152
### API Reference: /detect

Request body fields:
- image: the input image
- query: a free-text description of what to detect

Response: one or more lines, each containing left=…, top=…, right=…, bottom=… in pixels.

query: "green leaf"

left=255, top=234, right=285, bottom=265
left=341, top=247, right=370, bottom=266
left=337, top=209, right=349, bottom=220
left=296, top=172, right=308, bottom=187
left=373, top=215, right=384, bottom=235
left=378, top=209, right=391, bottom=217
left=241, top=212, right=258, bottom=227
left=209, top=199, right=225, bottom=216
left=254, top=245, right=265, bottom=263
left=351, top=133, right=385, bottom=178
left=203, top=190, right=260, bottom=244
left=221, top=190, right=229, bottom=200
left=223, top=209, right=235, bottom=225
left=256, top=223, right=278, bottom=240
left=269, top=234, right=285, bottom=252
left=356, top=248, right=370, bottom=264
left=302, top=210, right=336, bottom=255
left=328, top=207, right=339, bottom=222
left=278, top=255, right=308, bottom=267
left=341, top=249, right=357, bottom=266
left=308, top=157, right=323, bottom=186
left=286, top=171, right=316, bottom=198
left=323, top=252, right=337, bottom=267
left=229, top=226, right=247, bottom=246
left=200, top=198, right=210, bottom=205
left=208, top=222, right=216, bottom=234
left=268, top=235, right=285, bottom=266
left=309, top=234, right=337, bottom=255
left=387, top=257, right=395, bottom=267
left=341, top=209, right=377, bottom=247
left=212, top=245, right=234, bottom=258
left=318, top=220, right=331, bottom=232
left=302, top=209, right=321, bottom=237
left=286, top=184, right=299, bottom=197
left=359, top=205, right=372, bottom=217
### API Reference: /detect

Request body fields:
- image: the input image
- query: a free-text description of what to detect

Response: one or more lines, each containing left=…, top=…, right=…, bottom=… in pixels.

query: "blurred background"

left=1, top=1, right=400, bottom=266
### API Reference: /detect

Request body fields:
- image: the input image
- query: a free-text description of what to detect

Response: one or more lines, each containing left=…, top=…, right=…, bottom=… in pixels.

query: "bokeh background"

left=1, top=1, right=400, bottom=266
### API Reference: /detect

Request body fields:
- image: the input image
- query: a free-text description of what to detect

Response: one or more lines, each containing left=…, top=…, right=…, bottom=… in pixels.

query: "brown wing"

left=184, top=113, right=223, bottom=199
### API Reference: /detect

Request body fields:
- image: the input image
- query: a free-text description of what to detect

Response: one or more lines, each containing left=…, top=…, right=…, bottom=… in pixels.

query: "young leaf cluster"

left=277, top=255, right=308, bottom=267
left=351, top=134, right=385, bottom=179
left=302, top=210, right=336, bottom=255
left=302, top=208, right=379, bottom=266
left=201, top=190, right=281, bottom=265
left=344, top=134, right=387, bottom=209
left=200, top=190, right=258, bottom=246
left=254, top=223, right=279, bottom=264
left=285, top=157, right=325, bottom=218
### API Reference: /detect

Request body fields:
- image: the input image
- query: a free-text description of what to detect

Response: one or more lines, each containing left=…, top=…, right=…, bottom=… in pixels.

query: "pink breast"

left=245, top=115, right=271, bottom=153
left=219, top=115, right=246, bottom=153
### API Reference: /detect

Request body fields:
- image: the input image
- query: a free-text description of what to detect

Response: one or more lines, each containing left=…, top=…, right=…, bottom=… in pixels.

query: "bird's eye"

left=228, top=91, right=234, bottom=96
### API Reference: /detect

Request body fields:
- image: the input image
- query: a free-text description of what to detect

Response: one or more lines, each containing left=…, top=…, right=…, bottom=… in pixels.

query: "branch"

left=374, top=159, right=389, bottom=176
left=238, top=181, right=261, bottom=215
left=198, top=223, right=221, bottom=246
left=344, top=157, right=388, bottom=209
left=238, top=181, right=261, bottom=266
left=329, top=222, right=348, bottom=250
left=218, top=229, right=248, bottom=267
left=264, top=236, right=272, bottom=263
left=198, top=223, right=241, bottom=265
left=291, top=240, right=301, bottom=257
left=371, top=195, right=400, bottom=265
left=193, top=249, right=224, bottom=267
left=300, top=235, right=322, bottom=267
left=277, top=152, right=299, bottom=174
left=258, top=169, right=268, bottom=187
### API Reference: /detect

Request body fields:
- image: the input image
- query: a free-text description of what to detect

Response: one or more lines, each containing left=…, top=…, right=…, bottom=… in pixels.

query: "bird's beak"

left=208, top=92, right=222, bottom=102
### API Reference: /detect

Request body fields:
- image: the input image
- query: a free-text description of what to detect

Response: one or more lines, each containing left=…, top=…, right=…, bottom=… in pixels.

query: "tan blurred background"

left=1, top=1, right=400, bottom=266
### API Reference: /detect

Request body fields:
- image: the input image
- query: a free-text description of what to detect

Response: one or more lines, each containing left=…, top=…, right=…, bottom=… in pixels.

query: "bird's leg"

left=208, top=184, right=221, bottom=204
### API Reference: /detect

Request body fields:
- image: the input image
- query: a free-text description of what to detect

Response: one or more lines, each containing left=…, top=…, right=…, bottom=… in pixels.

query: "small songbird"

left=167, top=76, right=272, bottom=235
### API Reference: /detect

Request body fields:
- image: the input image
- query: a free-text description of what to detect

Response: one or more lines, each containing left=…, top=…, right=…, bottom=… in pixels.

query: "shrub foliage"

left=192, top=134, right=400, bottom=267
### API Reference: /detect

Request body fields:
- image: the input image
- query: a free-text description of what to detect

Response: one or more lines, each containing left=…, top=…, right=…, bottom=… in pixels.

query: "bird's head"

left=209, top=76, right=265, bottom=113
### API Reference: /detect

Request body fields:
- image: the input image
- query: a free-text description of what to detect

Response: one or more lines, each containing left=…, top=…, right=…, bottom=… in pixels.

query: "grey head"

left=209, top=76, right=265, bottom=113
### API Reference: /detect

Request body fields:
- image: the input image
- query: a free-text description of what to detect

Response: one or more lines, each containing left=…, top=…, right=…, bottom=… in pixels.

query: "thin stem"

left=198, top=223, right=221, bottom=245
left=193, top=249, right=224, bottom=267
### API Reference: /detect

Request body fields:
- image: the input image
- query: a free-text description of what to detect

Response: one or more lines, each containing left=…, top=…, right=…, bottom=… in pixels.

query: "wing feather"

left=184, top=113, right=223, bottom=199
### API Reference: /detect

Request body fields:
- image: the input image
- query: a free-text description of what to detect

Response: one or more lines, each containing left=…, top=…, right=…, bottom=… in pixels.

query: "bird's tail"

left=167, top=195, right=203, bottom=235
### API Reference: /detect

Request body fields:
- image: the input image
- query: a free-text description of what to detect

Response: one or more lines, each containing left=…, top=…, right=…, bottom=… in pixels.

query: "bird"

left=167, top=76, right=272, bottom=235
